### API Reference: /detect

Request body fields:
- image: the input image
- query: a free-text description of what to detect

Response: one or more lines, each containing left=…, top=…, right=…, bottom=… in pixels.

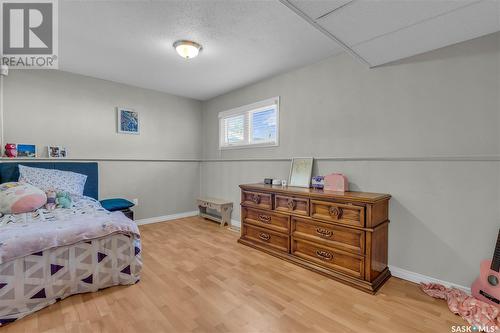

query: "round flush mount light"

left=173, top=40, right=202, bottom=59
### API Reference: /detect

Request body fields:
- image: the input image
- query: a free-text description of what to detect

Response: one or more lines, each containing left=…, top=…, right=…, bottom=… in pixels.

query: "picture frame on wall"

left=117, top=107, right=140, bottom=134
left=288, top=157, right=314, bottom=188
left=16, top=144, right=37, bottom=158
left=47, top=146, right=67, bottom=158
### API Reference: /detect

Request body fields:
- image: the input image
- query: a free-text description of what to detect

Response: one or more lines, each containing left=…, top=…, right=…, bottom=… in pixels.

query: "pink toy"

left=324, top=173, right=349, bottom=192
left=4, top=143, right=17, bottom=158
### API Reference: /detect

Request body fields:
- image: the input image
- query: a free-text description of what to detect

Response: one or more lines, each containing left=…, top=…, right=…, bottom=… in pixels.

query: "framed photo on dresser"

left=288, top=157, right=313, bottom=188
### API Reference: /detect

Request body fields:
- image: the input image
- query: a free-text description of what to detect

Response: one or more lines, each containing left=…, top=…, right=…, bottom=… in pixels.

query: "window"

left=219, top=97, right=279, bottom=149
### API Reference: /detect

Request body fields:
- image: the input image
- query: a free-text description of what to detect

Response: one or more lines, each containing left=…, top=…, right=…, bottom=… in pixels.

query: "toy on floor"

left=421, top=283, right=499, bottom=330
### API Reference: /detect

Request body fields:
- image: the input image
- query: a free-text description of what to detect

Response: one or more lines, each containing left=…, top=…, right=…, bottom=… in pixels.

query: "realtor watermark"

left=451, top=325, right=498, bottom=332
left=0, top=0, right=58, bottom=69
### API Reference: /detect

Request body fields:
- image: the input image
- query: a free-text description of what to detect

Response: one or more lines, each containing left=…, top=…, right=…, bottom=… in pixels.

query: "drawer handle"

left=258, top=214, right=271, bottom=223
left=316, top=227, right=333, bottom=238
left=316, top=250, right=333, bottom=261
left=250, top=194, right=261, bottom=204
left=259, top=232, right=271, bottom=241
left=328, top=206, right=343, bottom=219
left=287, top=199, right=296, bottom=210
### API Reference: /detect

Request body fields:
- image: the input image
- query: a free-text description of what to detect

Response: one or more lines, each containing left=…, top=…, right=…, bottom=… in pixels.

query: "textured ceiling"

left=60, top=0, right=500, bottom=100
left=59, top=0, right=342, bottom=100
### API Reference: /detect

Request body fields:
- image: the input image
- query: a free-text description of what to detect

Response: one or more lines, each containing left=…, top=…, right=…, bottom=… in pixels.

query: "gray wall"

left=200, top=32, right=500, bottom=287
left=3, top=70, right=202, bottom=219
left=2, top=32, right=499, bottom=287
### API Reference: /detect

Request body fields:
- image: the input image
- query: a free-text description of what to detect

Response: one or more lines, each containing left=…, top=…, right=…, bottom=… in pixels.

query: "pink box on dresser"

left=324, top=173, right=349, bottom=192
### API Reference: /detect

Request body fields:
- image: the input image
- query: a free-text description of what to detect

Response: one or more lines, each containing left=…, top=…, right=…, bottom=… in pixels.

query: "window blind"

left=218, top=97, right=279, bottom=149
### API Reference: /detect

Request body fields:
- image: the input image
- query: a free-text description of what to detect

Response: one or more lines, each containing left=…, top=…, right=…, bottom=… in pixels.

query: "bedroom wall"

left=2, top=70, right=202, bottom=219
left=200, top=32, right=500, bottom=287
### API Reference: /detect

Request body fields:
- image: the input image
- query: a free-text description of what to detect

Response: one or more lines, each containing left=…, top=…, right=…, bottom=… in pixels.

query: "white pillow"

left=18, top=165, right=87, bottom=196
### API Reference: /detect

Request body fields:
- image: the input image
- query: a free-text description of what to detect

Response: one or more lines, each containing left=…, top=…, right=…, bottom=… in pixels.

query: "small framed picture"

left=17, top=144, right=37, bottom=158
left=289, top=157, right=314, bottom=188
left=48, top=146, right=67, bottom=158
left=117, top=107, right=140, bottom=134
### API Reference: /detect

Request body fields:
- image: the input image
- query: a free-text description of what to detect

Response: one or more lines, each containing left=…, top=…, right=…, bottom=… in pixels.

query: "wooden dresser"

left=238, top=183, right=391, bottom=293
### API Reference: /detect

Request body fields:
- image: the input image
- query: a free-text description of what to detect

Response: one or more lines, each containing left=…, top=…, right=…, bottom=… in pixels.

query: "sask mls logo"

left=1, top=0, right=58, bottom=68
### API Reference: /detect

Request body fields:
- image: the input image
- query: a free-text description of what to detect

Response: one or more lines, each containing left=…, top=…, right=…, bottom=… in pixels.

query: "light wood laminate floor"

left=5, top=216, right=464, bottom=332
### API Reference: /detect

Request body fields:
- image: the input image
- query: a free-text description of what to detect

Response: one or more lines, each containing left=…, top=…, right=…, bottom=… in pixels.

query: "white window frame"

left=218, top=96, right=280, bottom=150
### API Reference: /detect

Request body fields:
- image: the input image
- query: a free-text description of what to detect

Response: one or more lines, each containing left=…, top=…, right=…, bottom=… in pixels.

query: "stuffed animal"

left=56, top=192, right=72, bottom=209
left=4, top=144, right=17, bottom=158
left=45, top=190, right=57, bottom=210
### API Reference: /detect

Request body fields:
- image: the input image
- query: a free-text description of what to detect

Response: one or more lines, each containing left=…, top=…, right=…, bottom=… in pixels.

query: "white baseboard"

left=135, top=210, right=198, bottom=225
left=230, top=219, right=241, bottom=228
left=390, top=265, right=470, bottom=294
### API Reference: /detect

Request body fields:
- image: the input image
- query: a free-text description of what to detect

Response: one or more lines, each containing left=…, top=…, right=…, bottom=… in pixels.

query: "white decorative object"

left=289, top=157, right=314, bottom=188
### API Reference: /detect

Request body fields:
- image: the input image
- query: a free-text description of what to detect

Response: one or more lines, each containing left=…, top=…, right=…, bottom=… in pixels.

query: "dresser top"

left=240, top=183, right=391, bottom=203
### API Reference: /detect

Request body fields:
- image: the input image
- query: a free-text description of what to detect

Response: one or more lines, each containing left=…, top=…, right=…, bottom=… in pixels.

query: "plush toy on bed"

left=44, top=190, right=72, bottom=210
left=45, top=190, right=57, bottom=210
left=56, top=192, right=72, bottom=209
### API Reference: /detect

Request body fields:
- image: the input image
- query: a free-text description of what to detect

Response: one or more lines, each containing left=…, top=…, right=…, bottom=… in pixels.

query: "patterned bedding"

left=0, top=197, right=142, bottom=325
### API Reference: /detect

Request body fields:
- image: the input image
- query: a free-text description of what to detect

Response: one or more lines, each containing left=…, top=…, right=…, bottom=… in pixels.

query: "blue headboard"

left=0, top=162, right=99, bottom=200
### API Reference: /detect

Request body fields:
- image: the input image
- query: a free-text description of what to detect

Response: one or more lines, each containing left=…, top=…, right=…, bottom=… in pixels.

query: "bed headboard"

left=0, top=162, right=99, bottom=200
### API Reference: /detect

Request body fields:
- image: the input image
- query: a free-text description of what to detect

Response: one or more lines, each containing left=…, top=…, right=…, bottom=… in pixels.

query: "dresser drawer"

left=242, top=207, right=290, bottom=234
left=241, top=191, right=273, bottom=210
left=311, top=200, right=365, bottom=227
left=291, top=239, right=364, bottom=278
left=241, top=224, right=289, bottom=253
left=275, top=195, right=309, bottom=216
left=291, top=217, right=364, bottom=254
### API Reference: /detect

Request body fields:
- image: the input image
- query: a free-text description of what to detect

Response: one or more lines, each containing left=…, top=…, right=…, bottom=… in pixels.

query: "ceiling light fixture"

left=173, top=40, right=202, bottom=59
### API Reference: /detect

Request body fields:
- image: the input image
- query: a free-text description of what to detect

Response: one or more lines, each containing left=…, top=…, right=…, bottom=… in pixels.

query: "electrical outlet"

left=132, top=198, right=139, bottom=206
left=0, top=65, right=8, bottom=76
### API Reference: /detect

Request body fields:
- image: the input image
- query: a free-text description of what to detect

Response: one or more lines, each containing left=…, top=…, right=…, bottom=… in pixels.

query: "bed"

left=0, top=162, right=142, bottom=325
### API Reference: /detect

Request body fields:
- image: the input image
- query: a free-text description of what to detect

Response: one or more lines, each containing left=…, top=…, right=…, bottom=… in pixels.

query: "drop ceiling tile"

left=288, top=0, right=352, bottom=20
left=353, top=0, right=500, bottom=66
left=317, top=0, right=477, bottom=46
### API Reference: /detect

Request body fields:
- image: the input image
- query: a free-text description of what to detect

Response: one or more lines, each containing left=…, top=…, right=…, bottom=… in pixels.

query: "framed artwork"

left=289, top=157, right=314, bottom=188
left=117, top=107, right=140, bottom=134
left=48, top=146, right=67, bottom=158
left=60, top=147, right=68, bottom=158
left=16, top=144, right=37, bottom=158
